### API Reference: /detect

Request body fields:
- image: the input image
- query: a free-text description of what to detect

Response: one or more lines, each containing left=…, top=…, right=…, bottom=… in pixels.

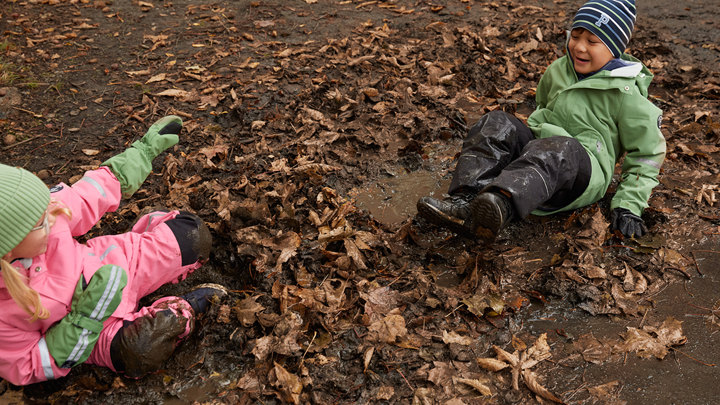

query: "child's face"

left=568, top=28, right=614, bottom=75
left=3, top=207, right=54, bottom=261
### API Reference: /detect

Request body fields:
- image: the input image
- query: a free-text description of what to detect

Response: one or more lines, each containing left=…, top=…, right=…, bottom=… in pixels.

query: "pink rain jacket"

left=0, top=167, right=199, bottom=385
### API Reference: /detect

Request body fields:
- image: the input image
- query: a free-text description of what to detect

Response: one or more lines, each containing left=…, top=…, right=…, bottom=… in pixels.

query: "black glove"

left=610, top=208, right=647, bottom=238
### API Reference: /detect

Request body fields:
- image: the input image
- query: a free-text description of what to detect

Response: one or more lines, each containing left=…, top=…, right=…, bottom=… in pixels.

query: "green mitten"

left=101, top=115, right=182, bottom=198
left=45, top=264, right=127, bottom=368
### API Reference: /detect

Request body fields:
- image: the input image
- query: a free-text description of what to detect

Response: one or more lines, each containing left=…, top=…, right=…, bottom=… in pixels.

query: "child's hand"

left=44, top=265, right=127, bottom=368
left=135, top=115, right=182, bottom=158
left=610, top=208, right=647, bottom=238
left=101, top=115, right=183, bottom=198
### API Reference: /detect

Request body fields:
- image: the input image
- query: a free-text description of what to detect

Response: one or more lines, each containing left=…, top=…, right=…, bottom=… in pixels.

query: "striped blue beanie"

left=571, top=0, right=637, bottom=58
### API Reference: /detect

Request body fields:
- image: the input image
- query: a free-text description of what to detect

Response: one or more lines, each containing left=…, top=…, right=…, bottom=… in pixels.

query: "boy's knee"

left=468, top=111, right=530, bottom=144
left=470, top=110, right=510, bottom=130
left=165, top=212, right=213, bottom=266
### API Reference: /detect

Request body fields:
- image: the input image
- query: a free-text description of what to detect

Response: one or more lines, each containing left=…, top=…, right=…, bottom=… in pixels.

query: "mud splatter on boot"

left=416, top=192, right=475, bottom=235
left=110, top=308, right=192, bottom=378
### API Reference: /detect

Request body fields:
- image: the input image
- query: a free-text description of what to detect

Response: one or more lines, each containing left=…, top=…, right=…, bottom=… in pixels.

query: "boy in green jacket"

left=417, top=0, right=665, bottom=243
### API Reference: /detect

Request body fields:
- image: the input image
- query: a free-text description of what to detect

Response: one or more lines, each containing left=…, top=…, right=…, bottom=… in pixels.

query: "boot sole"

left=466, top=196, right=504, bottom=244
left=193, top=283, right=229, bottom=298
left=416, top=200, right=474, bottom=238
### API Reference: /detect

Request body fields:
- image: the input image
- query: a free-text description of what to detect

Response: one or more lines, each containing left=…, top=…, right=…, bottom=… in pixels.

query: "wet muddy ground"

left=1, top=0, right=719, bottom=404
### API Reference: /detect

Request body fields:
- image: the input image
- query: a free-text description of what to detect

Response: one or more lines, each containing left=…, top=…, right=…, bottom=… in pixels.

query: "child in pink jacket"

left=0, top=116, right=226, bottom=385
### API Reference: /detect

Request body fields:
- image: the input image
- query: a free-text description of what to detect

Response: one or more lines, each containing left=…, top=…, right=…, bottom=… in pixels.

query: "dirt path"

left=1, top=0, right=719, bottom=404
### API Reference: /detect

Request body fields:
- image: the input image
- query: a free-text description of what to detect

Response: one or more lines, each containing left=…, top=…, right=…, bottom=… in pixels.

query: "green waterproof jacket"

left=526, top=54, right=666, bottom=217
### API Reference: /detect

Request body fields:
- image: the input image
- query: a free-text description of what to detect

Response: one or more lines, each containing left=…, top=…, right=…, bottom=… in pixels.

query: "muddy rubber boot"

left=463, top=191, right=515, bottom=243
left=416, top=193, right=474, bottom=235
left=180, top=283, right=228, bottom=315
left=109, top=284, right=226, bottom=378
left=110, top=309, right=192, bottom=378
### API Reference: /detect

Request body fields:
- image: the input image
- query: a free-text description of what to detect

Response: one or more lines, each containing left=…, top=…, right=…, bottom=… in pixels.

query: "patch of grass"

left=0, top=61, right=19, bottom=86
left=0, top=40, right=19, bottom=86
left=134, top=82, right=152, bottom=94
left=49, top=81, right=65, bottom=93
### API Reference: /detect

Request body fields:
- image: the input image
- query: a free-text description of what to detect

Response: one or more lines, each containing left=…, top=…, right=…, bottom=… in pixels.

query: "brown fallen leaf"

left=376, top=385, right=394, bottom=400
left=126, top=69, right=151, bottom=76
left=145, top=73, right=167, bottom=84
left=360, top=285, right=401, bottom=322
left=363, top=346, right=374, bottom=372
left=572, top=333, right=612, bottom=364
left=476, top=333, right=562, bottom=402
left=522, top=369, right=564, bottom=404
left=442, top=330, right=474, bottom=346
left=413, top=387, right=434, bottom=405
left=575, top=207, right=609, bottom=250
left=154, top=88, right=190, bottom=98
left=427, top=361, right=456, bottom=395
left=251, top=335, right=276, bottom=361
left=453, top=376, right=493, bottom=396
left=236, top=371, right=262, bottom=391
left=588, top=380, right=625, bottom=403
left=619, top=317, right=687, bottom=359
left=477, top=357, right=509, bottom=372
left=463, top=293, right=505, bottom=318
left=234, top=295, right=265, bottom=327
left=344, top=238, right=367, bottom=269
left=216, top=304, right=231, bottom=324
left=271, top=362, right=303, bottom=404
left=366, top=311, right=407, bottom=343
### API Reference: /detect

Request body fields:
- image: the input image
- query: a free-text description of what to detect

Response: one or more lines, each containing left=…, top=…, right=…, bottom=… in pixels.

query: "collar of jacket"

left=561, top=54, right=654, bottom=96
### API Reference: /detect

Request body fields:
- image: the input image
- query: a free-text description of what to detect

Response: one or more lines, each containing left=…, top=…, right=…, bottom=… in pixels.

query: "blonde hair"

left=1, top=259, right=50, bottom=321
left=1, top=201, right=71, bottom=322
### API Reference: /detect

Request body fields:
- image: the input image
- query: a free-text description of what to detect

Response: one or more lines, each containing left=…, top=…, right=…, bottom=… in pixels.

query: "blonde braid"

left=1, top=259, right=49, bottom=321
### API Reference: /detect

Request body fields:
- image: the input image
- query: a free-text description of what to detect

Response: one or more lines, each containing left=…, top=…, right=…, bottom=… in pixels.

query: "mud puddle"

left=350, top=169, right=452, bottom=227
left=348, top=138, right=459, bottom=227
left=163, top=376, right=231, bottom=405
left=521, top=245, right=720, bottom=405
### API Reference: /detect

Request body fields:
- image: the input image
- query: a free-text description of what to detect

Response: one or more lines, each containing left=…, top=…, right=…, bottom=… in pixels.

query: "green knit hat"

left=0, top=163, right=50, bottom=258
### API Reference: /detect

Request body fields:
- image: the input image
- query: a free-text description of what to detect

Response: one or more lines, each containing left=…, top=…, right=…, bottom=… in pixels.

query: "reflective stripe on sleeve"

left=144, top=212, right=167, bottom=232
left=37, top=337, right=55, bottom=380
left=80, top=176, right=107, bottom=197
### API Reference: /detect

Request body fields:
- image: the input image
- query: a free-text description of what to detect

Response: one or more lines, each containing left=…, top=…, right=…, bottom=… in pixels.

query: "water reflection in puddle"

left=349, top=169, right=451, bottom=227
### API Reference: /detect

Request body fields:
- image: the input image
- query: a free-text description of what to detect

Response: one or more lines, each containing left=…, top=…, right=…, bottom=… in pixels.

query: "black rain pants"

left=448, top=110, right=592, bottom=218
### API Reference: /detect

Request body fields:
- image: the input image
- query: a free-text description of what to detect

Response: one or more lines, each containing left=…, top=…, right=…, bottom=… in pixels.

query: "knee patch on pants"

left=165, top=212, right=213, bottom=266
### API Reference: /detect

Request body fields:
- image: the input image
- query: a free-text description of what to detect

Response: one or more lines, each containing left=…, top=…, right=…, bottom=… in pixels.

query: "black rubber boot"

left=180, top=283, right=228, bottom=315
left=464, top=191, right=515, bottom=243
left=416, top=193, right=474, bottom=235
